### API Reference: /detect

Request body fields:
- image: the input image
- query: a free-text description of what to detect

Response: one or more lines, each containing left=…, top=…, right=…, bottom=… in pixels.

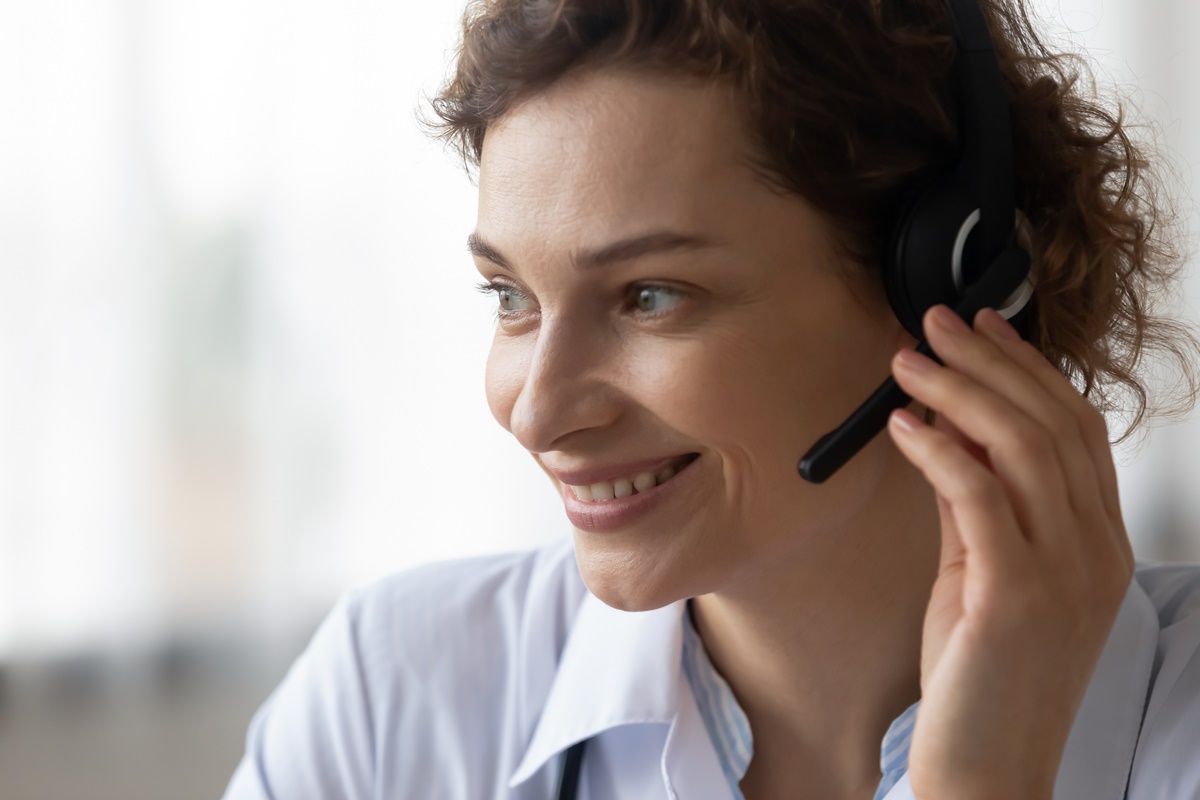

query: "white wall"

left=0, top=0, right=567, bottom=662
left=1030, top=0, right=1200, bottom=562
left=1, top=0, right=1197, bottom=663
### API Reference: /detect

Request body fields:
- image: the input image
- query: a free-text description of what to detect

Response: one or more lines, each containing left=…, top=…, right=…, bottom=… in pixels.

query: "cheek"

left=483, top=339, right=528, bottom=431
left=653, top=321, right=808, bottom=430
left=659, top=313, right=892, bottom=470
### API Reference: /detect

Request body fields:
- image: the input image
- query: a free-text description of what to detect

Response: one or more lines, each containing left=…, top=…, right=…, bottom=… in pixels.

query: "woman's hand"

left=886, top=304, right=1135, bottom=800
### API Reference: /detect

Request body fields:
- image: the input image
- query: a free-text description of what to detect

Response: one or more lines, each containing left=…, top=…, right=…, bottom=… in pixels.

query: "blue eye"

left=475, top=280, right=535, bottom=319
left=631, top=285, right=685, bottom=316
left=475, top=278, right=691, bottom=321
left=495, top=286, right=525, bottom=312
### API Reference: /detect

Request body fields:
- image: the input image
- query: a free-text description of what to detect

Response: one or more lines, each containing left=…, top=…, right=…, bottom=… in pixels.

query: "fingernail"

left=930, top=305, right=970, bottom=336
left=889, top=408, right=922, bottom=433
left=978, top=307, right=1022, bottom=342
left=894, top=348, right=934, bottom=373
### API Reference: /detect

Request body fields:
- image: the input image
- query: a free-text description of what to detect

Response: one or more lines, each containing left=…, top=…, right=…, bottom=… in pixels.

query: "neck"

left=690, top=454, right=940, bottom=798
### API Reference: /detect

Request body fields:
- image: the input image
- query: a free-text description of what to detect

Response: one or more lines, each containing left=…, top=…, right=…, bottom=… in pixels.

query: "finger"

left=932, top=411, right=992, bottom=471
left=935, top=491, right=966, bottom=573
left=973, top=308, right=1133, bottom=573
left=926, top=417, right=974, bottom=572
left=892, top=344, right=1071, bottom=551
left=921, top=305, right=1111, bottom=544
left=974, top=308, right=1123, bottom=527
left=888, top=407, right=1028, bottom=576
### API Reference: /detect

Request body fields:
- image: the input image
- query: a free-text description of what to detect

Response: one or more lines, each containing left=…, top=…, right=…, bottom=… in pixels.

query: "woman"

left=223, top=1, right=1200, bottom=798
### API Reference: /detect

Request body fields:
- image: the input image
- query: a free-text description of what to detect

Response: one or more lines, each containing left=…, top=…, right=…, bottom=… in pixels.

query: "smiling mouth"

left=565, top=453, right=700, bottom=502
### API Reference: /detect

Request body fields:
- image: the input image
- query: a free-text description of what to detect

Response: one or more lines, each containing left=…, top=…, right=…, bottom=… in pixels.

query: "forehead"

left=476, top=68, right=765, bottom=246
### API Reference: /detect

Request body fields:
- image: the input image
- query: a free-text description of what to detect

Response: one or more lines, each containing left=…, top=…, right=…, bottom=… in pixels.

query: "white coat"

left=222, top=535, right=1200, bottom=799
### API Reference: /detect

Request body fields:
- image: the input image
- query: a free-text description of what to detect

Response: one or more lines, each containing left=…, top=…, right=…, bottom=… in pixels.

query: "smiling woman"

left=466, top=69, right=918, bottom=620
left=222, top=2, right=1200, bottom=799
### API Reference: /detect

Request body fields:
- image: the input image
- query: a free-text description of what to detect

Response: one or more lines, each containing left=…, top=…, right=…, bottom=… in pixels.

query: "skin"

left=470, top=67, right=1133, bottom=800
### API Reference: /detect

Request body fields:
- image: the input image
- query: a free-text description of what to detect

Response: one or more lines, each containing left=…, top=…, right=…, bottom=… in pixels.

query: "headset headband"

left=947, top=0, right=1016, bottom=268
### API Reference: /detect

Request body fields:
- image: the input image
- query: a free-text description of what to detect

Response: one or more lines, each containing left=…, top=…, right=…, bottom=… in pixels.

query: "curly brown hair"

left=424, top=0, right=1200, bottom=443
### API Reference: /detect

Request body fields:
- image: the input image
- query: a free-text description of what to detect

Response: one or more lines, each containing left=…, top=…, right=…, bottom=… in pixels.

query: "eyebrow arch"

left=466, top=233, right=513, bottom=271
left=467, top=230, right=718, bottom=273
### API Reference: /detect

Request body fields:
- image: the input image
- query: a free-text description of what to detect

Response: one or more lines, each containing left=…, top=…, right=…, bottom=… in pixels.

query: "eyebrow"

left=466, top=230, right=717, bottom=272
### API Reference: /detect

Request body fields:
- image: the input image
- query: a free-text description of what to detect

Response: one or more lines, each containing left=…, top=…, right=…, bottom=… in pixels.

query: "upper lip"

left=543, top=453, right=698, bottom=487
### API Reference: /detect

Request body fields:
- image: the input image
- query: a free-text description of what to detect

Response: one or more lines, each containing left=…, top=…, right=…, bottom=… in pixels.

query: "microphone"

left=797, top=245, right=1031, bottom=483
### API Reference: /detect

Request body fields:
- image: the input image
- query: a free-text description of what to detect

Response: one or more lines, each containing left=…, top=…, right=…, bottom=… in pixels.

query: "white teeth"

left=590, top=482, right=615, bottom=501
left=633, top=472, right=656, bottom=493
left=568, top=462, right=690, bottom=503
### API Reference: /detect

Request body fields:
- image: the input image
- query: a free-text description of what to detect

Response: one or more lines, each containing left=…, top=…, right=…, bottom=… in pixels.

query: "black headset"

left=556, top=1, right=1031, bottom=796
left=797, top=0, right=1034, bottom=483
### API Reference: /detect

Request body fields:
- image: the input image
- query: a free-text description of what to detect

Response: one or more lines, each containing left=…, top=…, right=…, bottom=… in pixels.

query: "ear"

left=889, top=317, right=937, bottom=436
left=892, top=309, right=922, bottom=352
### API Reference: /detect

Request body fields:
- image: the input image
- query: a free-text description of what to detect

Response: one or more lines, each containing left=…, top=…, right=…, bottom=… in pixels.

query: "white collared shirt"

left=222, top=535, right=1200, bottom=799
left=677, top=605, right=920, bottom=800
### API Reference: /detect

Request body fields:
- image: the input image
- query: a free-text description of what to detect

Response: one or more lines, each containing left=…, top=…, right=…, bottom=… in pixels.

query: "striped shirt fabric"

left=875, top=700, right=920, bottom=799
left=680, top=605, right=754, bottom=796
left=680, top=602, right=920, bottom=800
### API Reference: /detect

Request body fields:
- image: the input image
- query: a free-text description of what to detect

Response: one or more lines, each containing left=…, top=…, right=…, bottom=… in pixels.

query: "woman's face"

left=474, top=68, right=919, bottom=611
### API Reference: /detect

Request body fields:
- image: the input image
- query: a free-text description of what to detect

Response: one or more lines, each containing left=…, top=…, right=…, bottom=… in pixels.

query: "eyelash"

left=474, top=280, right=685, bottom=323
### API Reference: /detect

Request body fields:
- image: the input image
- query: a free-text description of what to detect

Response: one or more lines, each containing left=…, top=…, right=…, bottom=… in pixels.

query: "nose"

left=502, top=314, right=619, bottom=455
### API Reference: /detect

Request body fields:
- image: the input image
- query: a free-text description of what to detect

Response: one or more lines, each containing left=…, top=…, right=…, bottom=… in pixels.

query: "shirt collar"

left=507, top=589, right=918, bottom=800
left=508, top=591, right=687, bottom=788
left=509, top=575, right=1160, bottom=798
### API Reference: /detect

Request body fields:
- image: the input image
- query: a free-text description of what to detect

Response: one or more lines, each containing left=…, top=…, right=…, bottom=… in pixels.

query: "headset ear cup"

left=1001, top=208, right=1037, bottom=335
left=1005, top=292, right=1036, bottom=338
left=886, top=177, right=982, bottom=340
left=883, top=187, right=927, bottom=340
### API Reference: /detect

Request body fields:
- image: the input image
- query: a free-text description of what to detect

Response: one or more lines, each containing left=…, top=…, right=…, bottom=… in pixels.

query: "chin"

left=573, top=537, right=690, bottom=612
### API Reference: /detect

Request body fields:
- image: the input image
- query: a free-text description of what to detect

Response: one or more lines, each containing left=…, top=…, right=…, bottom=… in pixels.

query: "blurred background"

left=1, top=0, right=1198, bottom=798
